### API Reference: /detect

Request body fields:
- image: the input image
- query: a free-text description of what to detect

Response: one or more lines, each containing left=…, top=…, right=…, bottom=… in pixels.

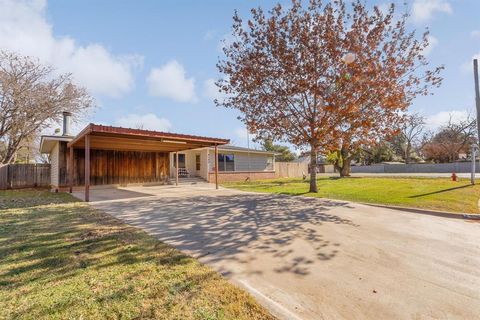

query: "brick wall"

left=208, top=171, right=276, bottom=182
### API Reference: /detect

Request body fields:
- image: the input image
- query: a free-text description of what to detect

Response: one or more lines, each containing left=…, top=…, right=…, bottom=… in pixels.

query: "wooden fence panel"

left=275, top=162, right=309, bottom=178
left=0, top=165, right=8, bottom=190
left=0, top=164, right=51, bottom=190
left=35, top=164, right=51, bottom=187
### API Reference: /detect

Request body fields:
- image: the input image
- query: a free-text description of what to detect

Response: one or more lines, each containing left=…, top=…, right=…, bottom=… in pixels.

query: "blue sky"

left=1, top=0, right=479, bottom=149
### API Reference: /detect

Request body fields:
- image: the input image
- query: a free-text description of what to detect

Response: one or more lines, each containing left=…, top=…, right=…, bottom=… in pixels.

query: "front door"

left=174, top=153, right=186, bottom=168
left=195, top=154, right=201, bottom=173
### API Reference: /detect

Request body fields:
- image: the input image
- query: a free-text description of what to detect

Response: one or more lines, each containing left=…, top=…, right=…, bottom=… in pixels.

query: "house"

left=40, top=112, right=276, bottom=200
left=175, top=145, right=276, bottom=183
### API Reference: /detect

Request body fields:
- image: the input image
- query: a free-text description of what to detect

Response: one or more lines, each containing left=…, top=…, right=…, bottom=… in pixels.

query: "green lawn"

left=223, top=177, right=480, bottom=214
left=0, top=190, right=273, bottom=320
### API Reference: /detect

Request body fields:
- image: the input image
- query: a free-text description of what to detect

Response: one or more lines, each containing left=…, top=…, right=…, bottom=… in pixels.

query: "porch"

left=168, top=148, right=209, bottom=180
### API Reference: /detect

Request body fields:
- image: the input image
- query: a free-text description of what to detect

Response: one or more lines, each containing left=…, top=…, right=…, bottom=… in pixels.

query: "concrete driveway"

left=80, top=184, right=480, bottom=320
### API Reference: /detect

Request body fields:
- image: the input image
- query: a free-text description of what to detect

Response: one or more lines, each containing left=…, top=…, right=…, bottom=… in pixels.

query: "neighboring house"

left=40, top=113, right=276, bottom=196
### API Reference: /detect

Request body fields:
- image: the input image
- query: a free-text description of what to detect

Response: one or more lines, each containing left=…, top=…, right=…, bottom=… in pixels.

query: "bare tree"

left=0, top=51, right=94, bottom=164
left=422, top=114, right=477, bottom=162
left=401, top=113, right=425, bottom=163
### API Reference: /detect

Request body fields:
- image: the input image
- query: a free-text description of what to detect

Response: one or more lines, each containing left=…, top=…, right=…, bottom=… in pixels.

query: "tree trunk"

left=339, top=159, right=351, bottom=177
left=405, top=143, right=411, bottom=164
left=309, top=148, right=318, bottom=193
left=2, top=139, right=21, bottom=164
left=337, top=147, right=352, bottom=177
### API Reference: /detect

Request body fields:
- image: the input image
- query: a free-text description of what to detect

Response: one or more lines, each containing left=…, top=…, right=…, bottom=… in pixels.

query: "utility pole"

left=246, top=126, right=251, bottom=181
left=475, top=59, right=480, bottom=141
left=472, top=144, right=477, bottom=185
left=472, top=59, right=480, bottom=184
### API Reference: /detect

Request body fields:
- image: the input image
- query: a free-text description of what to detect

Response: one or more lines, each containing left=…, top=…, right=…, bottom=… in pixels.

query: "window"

left=173, top=154, right=186, bottom=168
left=195, top=154, right=201, bottom=171
left=267, top=156, right=273, bottom=170
left=225, top=154, right=234, bottom=171
left=217, top=153, right=234, bottom=171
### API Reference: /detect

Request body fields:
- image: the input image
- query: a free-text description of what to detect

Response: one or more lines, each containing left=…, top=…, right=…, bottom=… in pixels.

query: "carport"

left=66, top=124, right=229, bottom=201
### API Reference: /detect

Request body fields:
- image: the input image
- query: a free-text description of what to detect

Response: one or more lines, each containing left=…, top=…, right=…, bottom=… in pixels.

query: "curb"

left=462, top=214, right=480, bottom=220
left=361, top=203, right=480, bottom=220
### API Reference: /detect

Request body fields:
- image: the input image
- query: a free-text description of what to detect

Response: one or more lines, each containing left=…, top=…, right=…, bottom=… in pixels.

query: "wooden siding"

left=71, top=149, right=169, bottom=186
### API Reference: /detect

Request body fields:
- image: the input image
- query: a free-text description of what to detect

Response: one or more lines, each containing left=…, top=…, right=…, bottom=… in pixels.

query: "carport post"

left=175, top=152, right=179, bottom=186
left=85, top=134, right=90, bottom=202
left=214, top=144, right=219, bottom=189
left=68, top=146, right=73, bottom=193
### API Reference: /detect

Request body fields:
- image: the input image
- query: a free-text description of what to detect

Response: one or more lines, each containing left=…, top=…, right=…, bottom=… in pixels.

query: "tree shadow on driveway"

left=94, top=193, right=357, bottom=277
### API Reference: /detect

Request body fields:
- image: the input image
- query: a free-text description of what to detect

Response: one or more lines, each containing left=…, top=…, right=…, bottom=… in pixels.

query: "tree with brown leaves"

left=216, top=0, right=443, bottom=191
left=0, top=51, right=94, bottom=164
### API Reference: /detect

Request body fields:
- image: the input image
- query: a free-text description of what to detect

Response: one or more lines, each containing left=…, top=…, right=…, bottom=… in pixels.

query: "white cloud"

left=425, top=110, right=471, bottom=129
left=115, top=113, right=172, bottom=132
left=0, top=0, right=140, bottom=98
left=412, top=0, right=452, bottom=23
left=234, top=127, right=249, bottom=142
left=203, top=78, right=224, bottom=101
left=233, top=127, right=259, bottom=148
left=422, top=35, right=438, bottom=56
left=204, top=29, right=217, bottom=41
left=146, top=60, right=197, bottom=103
left=471, top=30, right=480, bottom=39
left=460, top=53, right=480, bottom=73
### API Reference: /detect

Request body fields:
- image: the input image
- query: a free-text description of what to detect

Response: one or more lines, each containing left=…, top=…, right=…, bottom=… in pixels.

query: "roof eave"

left=67, top=123, right=230, bottom=149
left=39, top=135, right=73, bottom=153
left=210, top=146, right=277, bottom=155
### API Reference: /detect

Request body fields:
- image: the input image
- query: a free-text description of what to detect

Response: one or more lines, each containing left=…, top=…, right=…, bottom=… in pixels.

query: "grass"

left=0, top=190, right=273, bottom=320
left=223, top=177, right=480, bottom=214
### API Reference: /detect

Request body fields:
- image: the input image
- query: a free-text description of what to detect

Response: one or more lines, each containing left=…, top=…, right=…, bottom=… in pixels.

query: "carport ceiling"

left=67, top=124, right=230, bottom=152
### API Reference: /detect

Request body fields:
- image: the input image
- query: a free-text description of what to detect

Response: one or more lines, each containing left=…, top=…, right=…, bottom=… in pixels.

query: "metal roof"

left=66, top=124, right=230, bottom=152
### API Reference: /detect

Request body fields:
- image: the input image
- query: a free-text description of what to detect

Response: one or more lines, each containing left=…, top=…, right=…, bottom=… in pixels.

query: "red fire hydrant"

left=451, top=172, right=457, bottom=181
